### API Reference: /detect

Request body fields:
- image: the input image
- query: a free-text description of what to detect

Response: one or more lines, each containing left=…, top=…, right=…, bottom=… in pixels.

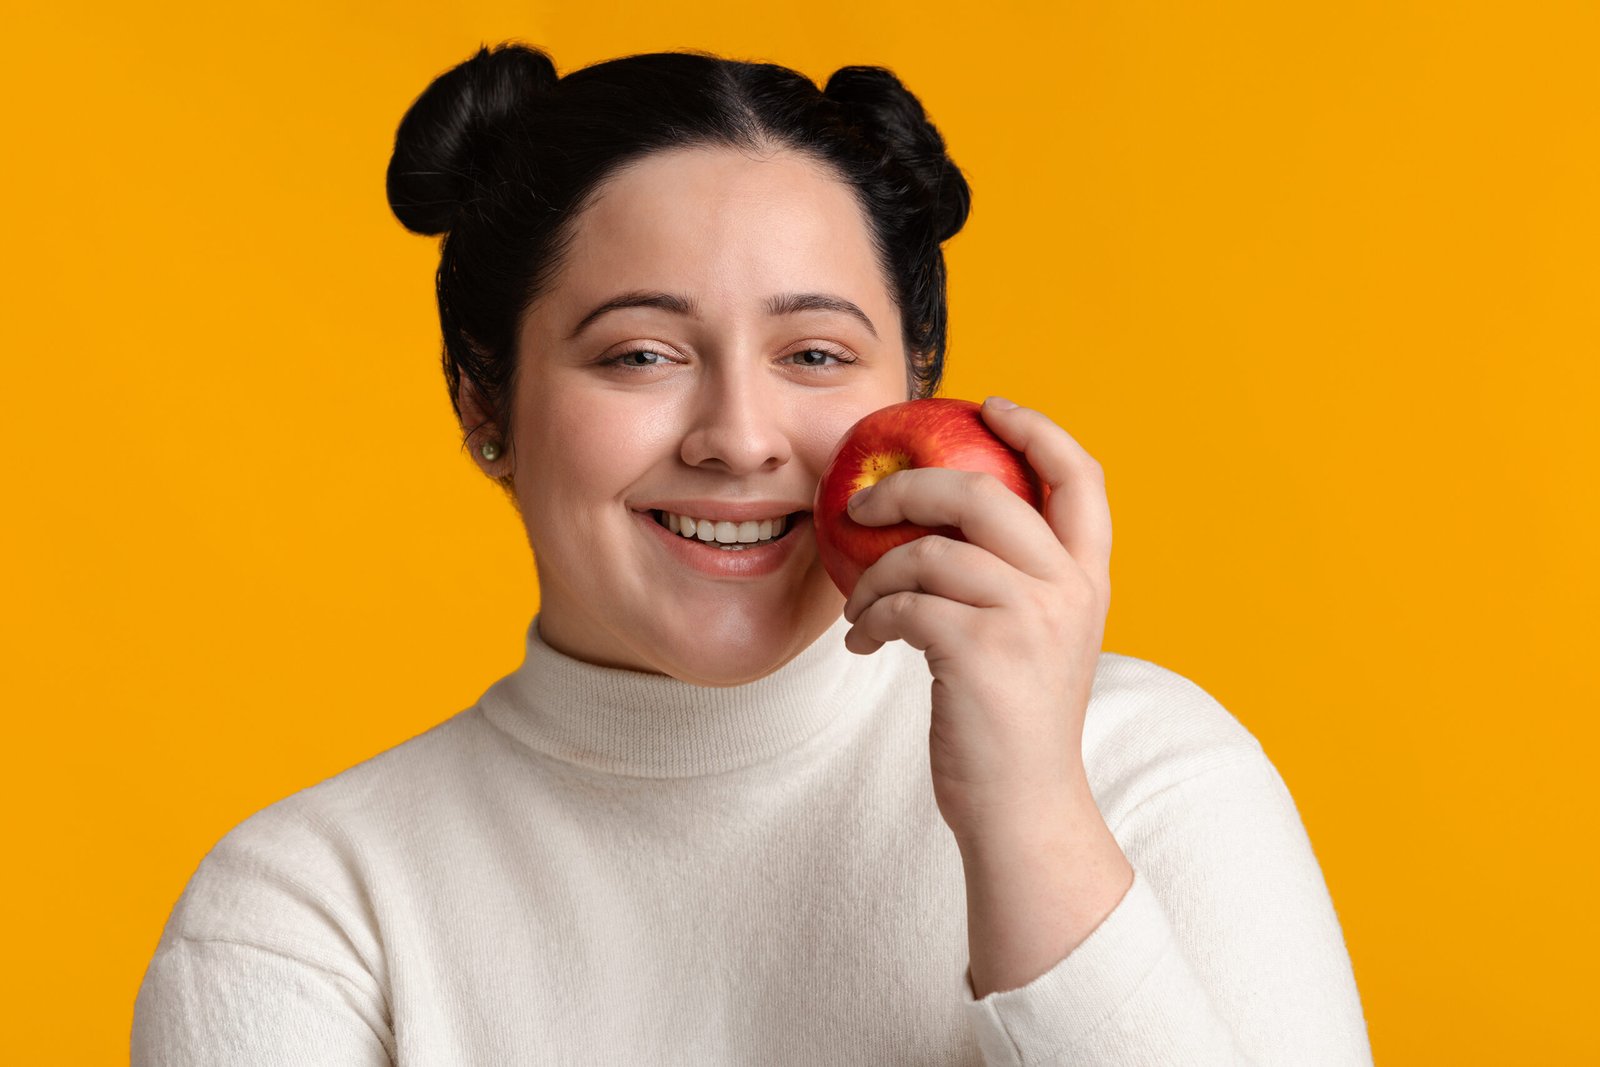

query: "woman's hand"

left=840, top=396, right=1113, bottom=846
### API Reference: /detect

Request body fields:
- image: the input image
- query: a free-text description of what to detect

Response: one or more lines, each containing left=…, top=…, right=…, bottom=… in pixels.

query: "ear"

left=456, top=377, right=510, bottom=478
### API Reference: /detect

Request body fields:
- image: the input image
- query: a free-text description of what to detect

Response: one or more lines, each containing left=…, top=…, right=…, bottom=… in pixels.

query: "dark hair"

left=386, top=41, right=972, bottom=488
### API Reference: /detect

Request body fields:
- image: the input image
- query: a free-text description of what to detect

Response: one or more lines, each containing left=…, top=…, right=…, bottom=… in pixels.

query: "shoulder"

left=230, top=706, right=492, bottom=848
left=153, top=708, right=498, bottom=953
left=1082, top=651, right=1268, bottom=826
left=130, top=718, right=462, bottom=1065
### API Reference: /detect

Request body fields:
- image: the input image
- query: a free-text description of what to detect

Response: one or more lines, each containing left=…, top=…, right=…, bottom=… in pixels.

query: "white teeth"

left=657, top=510, right=790, bottom=544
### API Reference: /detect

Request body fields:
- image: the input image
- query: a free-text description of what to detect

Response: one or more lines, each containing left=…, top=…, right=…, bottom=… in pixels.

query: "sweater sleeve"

left=958, top=752, right=1373, bottom=1066
left=130, top=809, right=396, bottom=1067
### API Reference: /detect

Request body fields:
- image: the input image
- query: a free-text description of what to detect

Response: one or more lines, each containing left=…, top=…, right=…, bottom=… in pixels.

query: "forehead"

left=545, top=146, right=893, bottom=320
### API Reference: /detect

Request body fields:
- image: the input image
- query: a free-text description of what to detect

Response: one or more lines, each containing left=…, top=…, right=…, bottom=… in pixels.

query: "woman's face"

left=477, top=145, right=913, bottom=685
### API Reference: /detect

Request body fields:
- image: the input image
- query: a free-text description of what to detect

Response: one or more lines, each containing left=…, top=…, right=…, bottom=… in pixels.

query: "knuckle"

left=1027, top=582, right=1056, bottom=614
left=1068, top=570, right=1097, bottom=608
left=887, top=591, right=918, bottom=618
left=890, top=468, right=926, bottom=494
left=962, top=470, right=996, bottom=496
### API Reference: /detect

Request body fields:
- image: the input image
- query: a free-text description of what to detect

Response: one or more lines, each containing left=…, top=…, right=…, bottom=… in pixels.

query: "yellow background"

left=3, top=1, right=1595, bottom=1062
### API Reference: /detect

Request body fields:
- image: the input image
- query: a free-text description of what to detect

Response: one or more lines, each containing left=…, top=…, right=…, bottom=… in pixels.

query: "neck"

left=476, top=610, right=899, bottom=778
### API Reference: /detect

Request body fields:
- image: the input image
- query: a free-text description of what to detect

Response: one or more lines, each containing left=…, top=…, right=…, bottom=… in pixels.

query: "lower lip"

left=635, top=510, right=811, bottom=579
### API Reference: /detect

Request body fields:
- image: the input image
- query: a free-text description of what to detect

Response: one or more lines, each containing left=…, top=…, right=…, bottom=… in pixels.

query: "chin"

left=651, top=597, right=835, bottom=687
left=654, top=622, right=797, bottom=687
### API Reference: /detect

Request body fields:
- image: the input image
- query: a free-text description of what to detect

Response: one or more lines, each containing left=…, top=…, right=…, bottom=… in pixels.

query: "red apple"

left=812, top=398, right=1047, bottom=599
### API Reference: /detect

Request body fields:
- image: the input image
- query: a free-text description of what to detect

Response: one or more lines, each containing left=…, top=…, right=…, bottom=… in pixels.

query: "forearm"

left=957, top=783, right=1135, bottom=1000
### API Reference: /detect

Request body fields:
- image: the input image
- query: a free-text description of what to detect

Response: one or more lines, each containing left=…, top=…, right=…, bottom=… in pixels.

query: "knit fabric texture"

left=132, top=612, right=1373, bottom=1065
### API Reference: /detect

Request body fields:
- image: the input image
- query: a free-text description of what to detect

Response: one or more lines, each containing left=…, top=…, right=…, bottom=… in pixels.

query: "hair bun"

left=823, top=65, right=972, bottom=243
left=387, top=43, right=559, bottom=236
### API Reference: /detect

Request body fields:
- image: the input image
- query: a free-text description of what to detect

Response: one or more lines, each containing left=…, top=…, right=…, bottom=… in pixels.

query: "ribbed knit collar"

left=477, top=610, right=894, bottom=779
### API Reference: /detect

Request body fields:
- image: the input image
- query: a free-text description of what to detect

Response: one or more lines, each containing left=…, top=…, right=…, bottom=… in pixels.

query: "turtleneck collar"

left=476, top=610, right=899, bottom=779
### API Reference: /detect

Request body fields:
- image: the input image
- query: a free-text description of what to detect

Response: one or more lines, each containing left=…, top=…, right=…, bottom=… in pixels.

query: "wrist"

left=955, top=786, right=1135, bottom=999
left=948, top=775, right=1100, bottom=859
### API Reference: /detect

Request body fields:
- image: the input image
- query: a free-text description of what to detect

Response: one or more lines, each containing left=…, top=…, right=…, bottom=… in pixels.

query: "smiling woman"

left=130, top=41, right=1373, bottom=1066
left=467, top=142, right=915, bottom=684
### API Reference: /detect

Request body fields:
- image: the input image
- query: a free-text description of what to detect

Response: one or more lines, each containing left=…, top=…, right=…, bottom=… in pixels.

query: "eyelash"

left=600, top=345, right=858, bottom=372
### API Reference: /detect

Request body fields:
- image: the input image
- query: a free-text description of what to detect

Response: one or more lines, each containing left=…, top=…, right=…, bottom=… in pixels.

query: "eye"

left=787, top=346, right=857, bottom=370
left=601, top=347, right=674, bottom=370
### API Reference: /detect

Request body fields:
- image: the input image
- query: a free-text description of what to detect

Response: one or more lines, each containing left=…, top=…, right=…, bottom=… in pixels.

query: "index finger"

left=978, top=397, right=1112, bottom=584
left=847, top=465, right=1067, bottom=582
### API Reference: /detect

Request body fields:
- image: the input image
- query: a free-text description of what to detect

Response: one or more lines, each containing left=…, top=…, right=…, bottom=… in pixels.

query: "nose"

left=678, top=361, right=793, bottom=475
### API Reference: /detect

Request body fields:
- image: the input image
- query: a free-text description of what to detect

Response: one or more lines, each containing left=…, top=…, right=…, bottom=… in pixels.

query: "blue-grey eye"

left=612, top=349, right=668, bottom=367
left=792, top=348, right=850, bottom=366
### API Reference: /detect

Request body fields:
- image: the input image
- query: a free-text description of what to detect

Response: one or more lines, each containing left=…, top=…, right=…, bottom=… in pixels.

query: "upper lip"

left=636, top=500, right=812, bottom=522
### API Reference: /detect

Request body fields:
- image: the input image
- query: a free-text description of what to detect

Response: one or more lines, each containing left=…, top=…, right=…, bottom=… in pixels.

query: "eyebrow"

left=565, top=289, right=879, bottom=341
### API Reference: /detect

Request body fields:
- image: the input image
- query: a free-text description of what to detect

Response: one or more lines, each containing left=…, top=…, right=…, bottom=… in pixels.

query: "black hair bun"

left=387, top=43, right=559, bottom=236
left=823, top=65, right=972, bottom=243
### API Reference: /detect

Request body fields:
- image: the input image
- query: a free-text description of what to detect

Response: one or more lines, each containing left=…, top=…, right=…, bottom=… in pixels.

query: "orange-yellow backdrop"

left=3, top=1, right=1595, bottom=1062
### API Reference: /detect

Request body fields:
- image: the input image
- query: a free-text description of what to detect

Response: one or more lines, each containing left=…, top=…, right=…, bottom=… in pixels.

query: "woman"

left=132, top=42, right=1372, bottom=1065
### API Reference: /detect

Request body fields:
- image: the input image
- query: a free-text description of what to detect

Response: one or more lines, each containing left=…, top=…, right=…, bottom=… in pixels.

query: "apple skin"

left=812, top=398, right=1047, bottom=599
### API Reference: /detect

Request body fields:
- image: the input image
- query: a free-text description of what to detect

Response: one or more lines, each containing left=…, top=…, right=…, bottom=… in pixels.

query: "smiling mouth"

left=650, top=509, right=808, bottom=550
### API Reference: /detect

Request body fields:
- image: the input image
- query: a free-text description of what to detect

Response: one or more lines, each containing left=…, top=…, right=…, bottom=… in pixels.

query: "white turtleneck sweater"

left=131, top=613, right=1372, bottom=1065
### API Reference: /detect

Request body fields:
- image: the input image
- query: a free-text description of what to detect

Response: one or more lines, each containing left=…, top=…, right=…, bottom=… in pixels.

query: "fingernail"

left=847, top=486, right=873, bottom=510
left=985, top=395, right=1018, bottom=410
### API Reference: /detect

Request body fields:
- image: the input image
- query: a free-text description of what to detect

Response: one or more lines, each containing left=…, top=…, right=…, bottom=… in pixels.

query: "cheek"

left=790, top=391, right=903, bottom=470
left=517, top=394, right=677, bottom=504
left=796, top=415, right=854, bottom=468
